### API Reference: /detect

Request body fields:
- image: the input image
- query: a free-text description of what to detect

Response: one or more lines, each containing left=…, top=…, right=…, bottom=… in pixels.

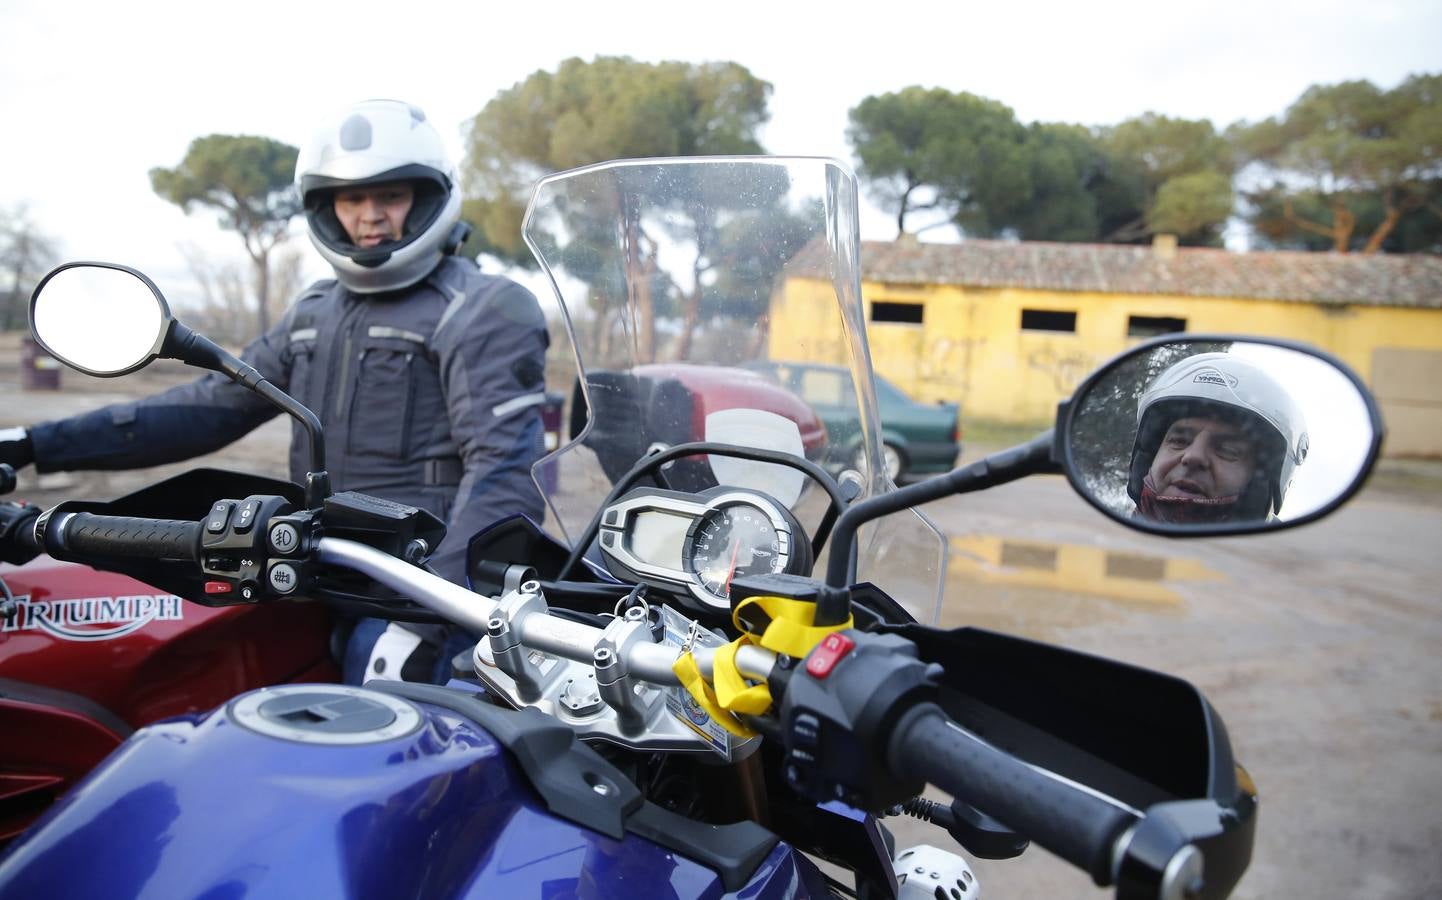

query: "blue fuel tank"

left=0, top=684, right=826, bottom=898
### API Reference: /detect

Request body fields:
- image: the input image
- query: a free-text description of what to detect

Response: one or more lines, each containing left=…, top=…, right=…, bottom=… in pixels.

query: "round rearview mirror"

left=30, top=262, right=172, bottom=377
left=1059, top=336, right=1384, bottom=535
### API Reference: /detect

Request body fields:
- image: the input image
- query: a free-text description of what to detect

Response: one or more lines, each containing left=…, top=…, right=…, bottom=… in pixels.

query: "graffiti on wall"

left=917, top=336, right=985, bottom=393
left=1025, top=346, right=1094, bottom=394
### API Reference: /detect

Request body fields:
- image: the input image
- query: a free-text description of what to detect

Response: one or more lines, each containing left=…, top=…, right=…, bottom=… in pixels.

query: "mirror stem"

left=825, top=431, right=1059, bottom=588
left=164, top=321, right=330, bottom=508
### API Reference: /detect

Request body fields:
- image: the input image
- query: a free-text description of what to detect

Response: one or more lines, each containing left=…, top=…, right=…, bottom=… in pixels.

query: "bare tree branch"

left=1281, top=199, right=1345, bottom=241
left=1103, top=215, right=1150, bottom=243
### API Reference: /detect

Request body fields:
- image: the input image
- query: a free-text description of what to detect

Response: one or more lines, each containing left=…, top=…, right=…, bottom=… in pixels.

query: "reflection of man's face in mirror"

left=1149, top=416, right=1258, bottom=501
left=1126, top=350, right=1308, bottom=526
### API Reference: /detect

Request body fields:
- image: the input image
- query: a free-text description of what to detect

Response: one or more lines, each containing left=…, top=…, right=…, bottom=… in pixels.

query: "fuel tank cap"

left=228, top=685, right=422, bottom=745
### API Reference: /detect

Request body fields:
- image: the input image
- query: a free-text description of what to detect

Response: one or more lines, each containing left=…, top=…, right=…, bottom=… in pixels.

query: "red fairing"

left=0, top=557, right=337, bottom=840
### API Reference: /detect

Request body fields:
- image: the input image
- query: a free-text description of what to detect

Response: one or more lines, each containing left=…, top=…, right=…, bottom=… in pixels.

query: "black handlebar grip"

left=57, top=513, right=202, bottom=562
left=889, top=703, right=1138, bottom=886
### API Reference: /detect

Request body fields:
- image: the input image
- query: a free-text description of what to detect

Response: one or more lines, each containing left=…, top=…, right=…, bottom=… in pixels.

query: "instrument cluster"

left=597, top=486, right=812, bottom=613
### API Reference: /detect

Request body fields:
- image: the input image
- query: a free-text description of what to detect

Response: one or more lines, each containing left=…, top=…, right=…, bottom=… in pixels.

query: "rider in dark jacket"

left=1, top=99, right=549, bottom=681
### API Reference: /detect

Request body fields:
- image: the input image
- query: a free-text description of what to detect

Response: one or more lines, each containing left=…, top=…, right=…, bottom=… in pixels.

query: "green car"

left=747, top=361, right=961, bottom=481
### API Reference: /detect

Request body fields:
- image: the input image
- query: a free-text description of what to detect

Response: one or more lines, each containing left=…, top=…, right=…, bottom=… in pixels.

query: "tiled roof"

left=846, top=239, right=1442, bottom=309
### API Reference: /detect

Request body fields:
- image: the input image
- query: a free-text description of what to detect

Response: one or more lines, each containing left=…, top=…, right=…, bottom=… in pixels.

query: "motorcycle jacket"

left=25, top=256, right=550, bottom=584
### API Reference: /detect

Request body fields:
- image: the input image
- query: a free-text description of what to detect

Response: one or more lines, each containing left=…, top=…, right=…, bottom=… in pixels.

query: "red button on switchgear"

left=203, top=581, right=233, bottom=595
left=805, top=633, right=855, bottom=679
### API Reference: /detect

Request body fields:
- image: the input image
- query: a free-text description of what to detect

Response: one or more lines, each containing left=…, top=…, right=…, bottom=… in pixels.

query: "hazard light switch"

left=804, top=632, right=855, bottom=679
left=204, top=581, right=233, bottom=595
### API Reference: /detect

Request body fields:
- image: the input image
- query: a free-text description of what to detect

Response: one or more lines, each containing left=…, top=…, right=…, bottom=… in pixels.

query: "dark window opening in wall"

left=871, top=301, right=924, bottom=324
left=1127, top=315, right=1187, bottom=337
left=1020, top=309, right=1076, bottom=332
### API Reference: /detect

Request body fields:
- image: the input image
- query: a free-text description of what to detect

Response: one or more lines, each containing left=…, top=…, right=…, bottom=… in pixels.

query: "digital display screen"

left=627, top=510, right=692, bottom=572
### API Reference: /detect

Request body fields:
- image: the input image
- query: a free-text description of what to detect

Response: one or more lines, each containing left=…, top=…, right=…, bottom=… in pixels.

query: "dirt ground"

left=883, top=466, right=1442, bottom=899
left=2, top=345, right=1439, bottom=899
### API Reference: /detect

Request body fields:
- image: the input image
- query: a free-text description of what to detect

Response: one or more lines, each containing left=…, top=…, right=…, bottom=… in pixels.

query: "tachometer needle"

left=723, top=538, right=741, bottom=594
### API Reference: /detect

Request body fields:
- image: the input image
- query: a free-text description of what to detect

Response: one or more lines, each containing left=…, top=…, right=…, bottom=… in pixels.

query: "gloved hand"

left=0, top=499, right=42, bottom=565
left=0, top=428, right=34, bottom=471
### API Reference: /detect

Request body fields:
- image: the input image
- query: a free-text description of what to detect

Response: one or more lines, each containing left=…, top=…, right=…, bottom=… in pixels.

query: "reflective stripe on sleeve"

left=491, top=391, right=548, bottom=419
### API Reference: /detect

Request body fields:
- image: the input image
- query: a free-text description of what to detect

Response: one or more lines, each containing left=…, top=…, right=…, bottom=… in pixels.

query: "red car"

left=634, top=363, right=829, bottom=458
left=570, top=364, right=829, bottom=486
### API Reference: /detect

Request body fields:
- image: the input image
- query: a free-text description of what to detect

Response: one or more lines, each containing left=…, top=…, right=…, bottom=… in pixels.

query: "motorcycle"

left=0, top=157, right=1384, bottom=899
left=0, top=465, right=337, bottom=844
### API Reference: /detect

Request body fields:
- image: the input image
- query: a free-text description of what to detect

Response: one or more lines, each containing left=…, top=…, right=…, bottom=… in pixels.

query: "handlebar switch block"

left=200, top=495, right=296, bottom=589
left=201, top=496, right=293, bottom=550
left=777, top=630, right=941, bottom=812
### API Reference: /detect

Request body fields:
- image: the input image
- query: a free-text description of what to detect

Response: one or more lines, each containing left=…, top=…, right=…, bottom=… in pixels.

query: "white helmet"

left=1128, top=352, right=1309, bottom=518
left=294, top=99, right=465, bottom=293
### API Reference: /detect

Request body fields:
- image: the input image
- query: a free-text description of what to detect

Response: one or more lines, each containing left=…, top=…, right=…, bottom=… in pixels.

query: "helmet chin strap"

left=1136, top=474, right=1241, bottom=524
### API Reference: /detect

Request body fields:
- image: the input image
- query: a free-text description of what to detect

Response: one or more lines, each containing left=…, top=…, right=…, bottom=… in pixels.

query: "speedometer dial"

left=686, top=503, right=787, bottom=604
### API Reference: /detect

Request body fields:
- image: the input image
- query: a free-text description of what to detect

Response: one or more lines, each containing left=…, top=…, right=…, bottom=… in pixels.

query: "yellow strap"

left=671, top=593, right=853, bottom=734
left=712, top=638, right=773, bottom=716
left=672, top=650, right=756, bottom=738
left=733, top=594, right=854, bottom=659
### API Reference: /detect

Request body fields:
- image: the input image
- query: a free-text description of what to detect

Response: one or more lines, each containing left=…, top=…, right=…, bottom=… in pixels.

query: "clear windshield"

left=526, top=158, right=945, bottom=623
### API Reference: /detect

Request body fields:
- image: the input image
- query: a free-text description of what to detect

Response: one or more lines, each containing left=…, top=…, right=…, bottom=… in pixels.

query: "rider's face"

left=333, top=181, right=415, bottom=248
left=1149, top=416, right=1258, bottom=499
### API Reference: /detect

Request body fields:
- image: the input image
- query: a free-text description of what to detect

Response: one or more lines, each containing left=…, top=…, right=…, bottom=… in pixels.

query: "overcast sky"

left=2, top=0, right=1439, bottom=310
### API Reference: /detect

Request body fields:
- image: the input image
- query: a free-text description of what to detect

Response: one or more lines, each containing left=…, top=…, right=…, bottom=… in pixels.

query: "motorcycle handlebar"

left=50, top=512, right=202, bottom=562
left=247, top=538, right=1204, bottom=895
left=888, top=702, right=1139, bottom=888
left=315, top=537, right=774, bottom=687
left=28, top=526, right=1176, bottom=893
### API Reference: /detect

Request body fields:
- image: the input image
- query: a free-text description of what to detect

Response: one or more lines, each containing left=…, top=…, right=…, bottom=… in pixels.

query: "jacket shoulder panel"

left=428, top=258, right=545, bottom=346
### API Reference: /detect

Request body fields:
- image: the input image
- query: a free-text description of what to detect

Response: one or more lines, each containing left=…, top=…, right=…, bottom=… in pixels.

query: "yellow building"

left=771, top=238, right=1442, bottom=457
